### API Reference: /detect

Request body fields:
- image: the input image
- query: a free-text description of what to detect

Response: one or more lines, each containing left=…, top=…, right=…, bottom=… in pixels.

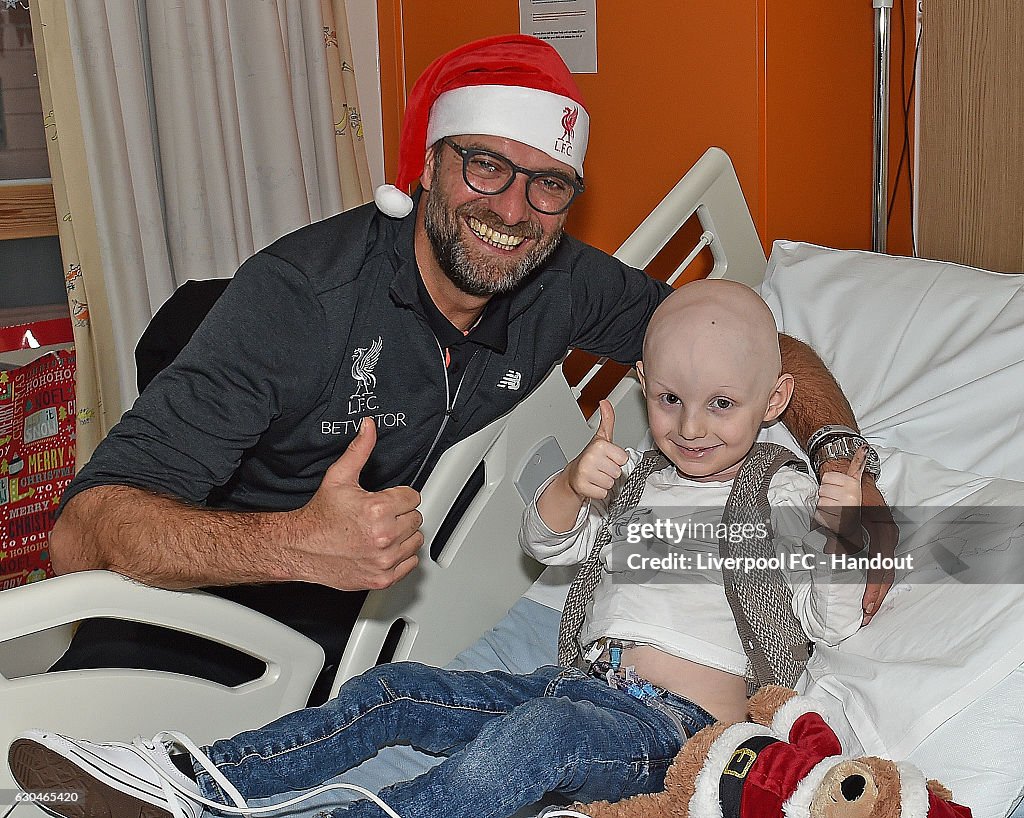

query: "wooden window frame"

left=0, top=180, right=57, bottom=241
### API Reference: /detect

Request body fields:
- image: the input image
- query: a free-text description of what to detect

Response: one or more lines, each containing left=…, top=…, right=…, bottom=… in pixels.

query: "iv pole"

left=872, top=0, right=894, bottom=252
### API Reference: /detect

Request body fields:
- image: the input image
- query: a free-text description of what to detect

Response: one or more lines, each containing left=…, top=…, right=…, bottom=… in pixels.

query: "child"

left=8, top=280, right=869, bottom=818
left=525, top=278, right=869, bottom=725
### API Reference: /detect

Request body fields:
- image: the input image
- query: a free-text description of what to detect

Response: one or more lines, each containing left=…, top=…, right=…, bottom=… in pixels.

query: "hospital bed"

left=3, top=147, right=1024, bottom=818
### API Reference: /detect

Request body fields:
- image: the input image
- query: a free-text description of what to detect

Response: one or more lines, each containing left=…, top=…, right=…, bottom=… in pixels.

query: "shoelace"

left=117, top=731, right=404, bottom=818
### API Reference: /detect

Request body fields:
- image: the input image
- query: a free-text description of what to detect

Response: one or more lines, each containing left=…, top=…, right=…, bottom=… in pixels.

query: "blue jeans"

left=195, top=662, right=710, bottom=818
left=203, top=597, right=562, bottom=818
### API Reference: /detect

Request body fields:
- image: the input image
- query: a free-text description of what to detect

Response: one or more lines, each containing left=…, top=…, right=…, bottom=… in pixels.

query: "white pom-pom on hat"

left=373, top=184, right=414, bottom=218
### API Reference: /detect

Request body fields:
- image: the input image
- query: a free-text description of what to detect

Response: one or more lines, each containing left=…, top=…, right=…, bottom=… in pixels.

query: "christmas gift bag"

left=0, top=348, right=76, bottom=590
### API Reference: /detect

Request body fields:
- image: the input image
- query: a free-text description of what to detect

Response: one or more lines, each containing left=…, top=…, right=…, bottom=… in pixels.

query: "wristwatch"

left=806, top=424, right=857, bottom=457
left=808, top=425, right=881, bottom=479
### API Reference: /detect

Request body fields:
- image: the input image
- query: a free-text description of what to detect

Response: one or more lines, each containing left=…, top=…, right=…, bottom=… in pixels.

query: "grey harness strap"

left=556, top=449, right=669, bottom=668
left=720, top=442, right=812, bottom=693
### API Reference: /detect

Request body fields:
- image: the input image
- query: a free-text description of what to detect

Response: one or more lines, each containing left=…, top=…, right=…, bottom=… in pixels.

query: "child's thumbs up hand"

left=564, top=400, right=630, bottom=502
left=815, top=445, right=868, bottom=551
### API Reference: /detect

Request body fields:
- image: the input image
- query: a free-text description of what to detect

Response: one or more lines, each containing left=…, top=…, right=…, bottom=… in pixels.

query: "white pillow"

left=760, top=241, right=1024, bottom=481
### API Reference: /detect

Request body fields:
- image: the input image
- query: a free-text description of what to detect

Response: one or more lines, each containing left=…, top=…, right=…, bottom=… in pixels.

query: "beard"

left=423, top=185, right=564, bottom=297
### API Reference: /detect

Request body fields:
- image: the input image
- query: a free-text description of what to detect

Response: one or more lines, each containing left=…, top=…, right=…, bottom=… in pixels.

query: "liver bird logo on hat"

left=561, top=106, right=578, bottom=143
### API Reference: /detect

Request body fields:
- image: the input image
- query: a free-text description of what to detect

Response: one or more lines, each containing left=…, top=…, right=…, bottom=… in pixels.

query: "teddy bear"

left=565, top=686, right=973, bottom=818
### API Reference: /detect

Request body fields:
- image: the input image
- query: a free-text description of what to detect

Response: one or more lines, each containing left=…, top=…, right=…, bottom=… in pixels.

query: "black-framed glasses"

left=442, top=138, right=584, bottom=215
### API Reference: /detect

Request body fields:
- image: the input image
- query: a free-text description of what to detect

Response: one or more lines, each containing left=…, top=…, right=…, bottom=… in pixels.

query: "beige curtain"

left=30, top=0, right=372, bottom=466
left=322, top=0, right=373, bottom=204
left=30, top=3, right=108, bottom=462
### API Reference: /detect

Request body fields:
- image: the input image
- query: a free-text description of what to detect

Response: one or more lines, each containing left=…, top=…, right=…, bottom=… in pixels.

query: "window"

left=0, top=1, right=66, bottom=320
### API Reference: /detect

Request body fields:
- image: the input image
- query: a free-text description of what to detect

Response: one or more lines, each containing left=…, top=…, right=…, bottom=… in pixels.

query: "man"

left=49, top=35, right=893, bottom=695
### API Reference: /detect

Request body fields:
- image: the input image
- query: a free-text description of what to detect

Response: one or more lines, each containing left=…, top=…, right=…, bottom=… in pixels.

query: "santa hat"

left=373, top=34, right=590, bottom=217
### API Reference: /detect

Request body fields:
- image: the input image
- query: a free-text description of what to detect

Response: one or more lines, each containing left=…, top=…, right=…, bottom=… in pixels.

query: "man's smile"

left=467, top=216, right=528, bottom=250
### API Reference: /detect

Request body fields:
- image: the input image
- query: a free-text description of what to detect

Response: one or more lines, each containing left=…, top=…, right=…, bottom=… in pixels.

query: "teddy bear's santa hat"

left=896, top=762, right=974, bottom=818
left=689, top=708, right=973, bottom=818
left=373, top=34, right=590, bottom=218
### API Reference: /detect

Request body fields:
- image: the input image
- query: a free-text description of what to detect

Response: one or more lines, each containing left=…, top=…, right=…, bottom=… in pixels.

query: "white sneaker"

left=8, top=729, right=248, bottom=818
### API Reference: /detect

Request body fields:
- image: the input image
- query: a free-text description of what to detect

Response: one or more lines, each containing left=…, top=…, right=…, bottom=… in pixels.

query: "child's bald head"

left=643, top=279, right=782, bottom=396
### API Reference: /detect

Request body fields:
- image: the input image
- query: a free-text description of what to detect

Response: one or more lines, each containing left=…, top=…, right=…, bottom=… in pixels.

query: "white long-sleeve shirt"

left=519, top=448, right=866, bottom=673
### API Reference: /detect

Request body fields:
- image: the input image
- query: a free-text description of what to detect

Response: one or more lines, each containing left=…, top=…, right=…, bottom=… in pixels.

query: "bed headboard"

left=612, top=147, right=767, bottom=288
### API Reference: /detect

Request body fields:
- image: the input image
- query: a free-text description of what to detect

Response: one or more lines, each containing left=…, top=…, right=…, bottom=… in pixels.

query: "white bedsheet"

left=800, top=467, right=1024, bottom=757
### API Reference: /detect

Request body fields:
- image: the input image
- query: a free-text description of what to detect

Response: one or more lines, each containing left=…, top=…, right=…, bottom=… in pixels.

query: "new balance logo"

left=497, top=370, right=522, bottom=390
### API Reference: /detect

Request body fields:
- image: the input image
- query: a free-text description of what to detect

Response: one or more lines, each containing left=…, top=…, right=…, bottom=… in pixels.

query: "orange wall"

left=376, top=0, right=916, bottom=260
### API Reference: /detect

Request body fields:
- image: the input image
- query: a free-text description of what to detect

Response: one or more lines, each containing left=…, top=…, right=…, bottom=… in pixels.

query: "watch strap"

left=806, top=424, right=860, bottom=461
left=813, top=435, right=881, bottom=478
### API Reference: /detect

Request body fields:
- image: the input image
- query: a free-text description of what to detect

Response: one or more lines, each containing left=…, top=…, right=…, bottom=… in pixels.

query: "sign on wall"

left=519, top=0, right=597, bottom=73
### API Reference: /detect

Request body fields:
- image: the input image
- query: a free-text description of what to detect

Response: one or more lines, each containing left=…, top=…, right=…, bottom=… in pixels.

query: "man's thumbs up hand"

left=301, top=417, right=423, bottom=591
